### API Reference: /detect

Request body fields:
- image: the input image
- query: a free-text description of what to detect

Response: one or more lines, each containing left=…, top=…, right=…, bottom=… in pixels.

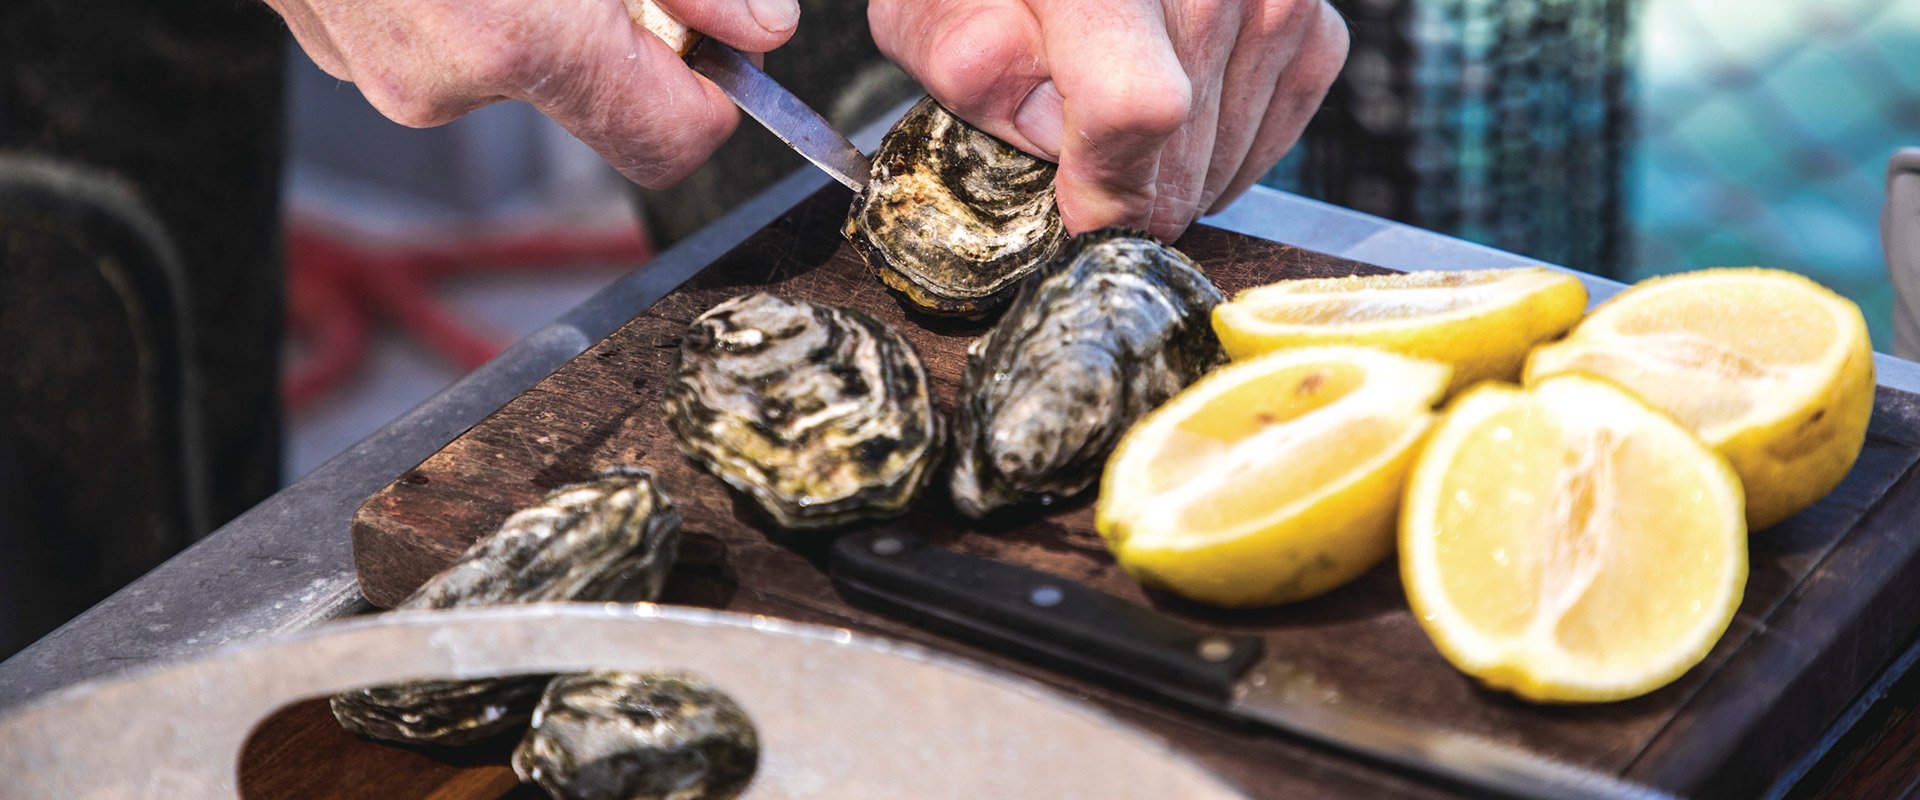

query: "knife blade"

left=627, top=0, right=871, bottom=192
left=829, top=528, right=1676, bottom=800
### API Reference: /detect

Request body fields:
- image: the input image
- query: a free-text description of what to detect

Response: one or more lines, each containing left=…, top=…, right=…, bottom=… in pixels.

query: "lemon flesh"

left=1525, top=268, right=1873, bottom=529
left=1097, top=346, right=1451, bottom=607
left=1212, top=267, right=1588, bottom=394
left=1401, top=375, right=1747, bottom=703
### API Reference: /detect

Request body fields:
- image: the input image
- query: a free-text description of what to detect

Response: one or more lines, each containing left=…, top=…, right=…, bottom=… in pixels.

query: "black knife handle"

left=829, top=528, right=1264, bottom=705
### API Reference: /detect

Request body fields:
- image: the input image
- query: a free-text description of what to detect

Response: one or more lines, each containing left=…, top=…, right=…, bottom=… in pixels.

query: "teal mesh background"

left=1631, top=0, right=1917, bottom=348
left=1264, top=0, right=1918, bottom=349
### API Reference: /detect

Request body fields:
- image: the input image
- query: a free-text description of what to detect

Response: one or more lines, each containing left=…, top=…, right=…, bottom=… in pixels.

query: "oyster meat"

left=667, top=292, right=942, bottom=530
left=844, top=96, right=1066, bottom=317
left=331, top=468, right=682, bottom=746
left=950, top=229, right=1224, bottom=517
left=513, top=672, right=759, bottom=800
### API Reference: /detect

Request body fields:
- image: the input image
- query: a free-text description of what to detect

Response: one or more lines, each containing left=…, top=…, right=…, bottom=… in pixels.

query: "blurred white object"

left=283, top=48, right=636, bottom=238
left=1886, top=148, right=1920, bottom=360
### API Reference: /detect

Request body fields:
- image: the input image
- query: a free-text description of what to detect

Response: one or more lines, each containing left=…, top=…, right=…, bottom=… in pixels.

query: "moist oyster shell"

left=666, top=292, right=942, bottom=530
left=950, top=229, right=1225, bottom=517
left=512, top=671, right=759, bottom=800
left=844, top=96, right=1067, bottom=318
left=330, top=468, right=682, bottom=746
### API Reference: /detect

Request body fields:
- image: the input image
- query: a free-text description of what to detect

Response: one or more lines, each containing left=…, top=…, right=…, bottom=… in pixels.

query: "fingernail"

left=1014, top=81, right=1064, bottom=160
left=747, top=0, right=800, bottom=34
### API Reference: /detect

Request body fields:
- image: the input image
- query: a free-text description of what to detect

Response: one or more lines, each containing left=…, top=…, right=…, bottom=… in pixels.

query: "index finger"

left=1034, top=0, right=1192, bottom=234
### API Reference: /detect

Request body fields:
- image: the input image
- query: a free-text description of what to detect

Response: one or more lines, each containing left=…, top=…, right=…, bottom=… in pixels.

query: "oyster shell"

left=950, top=230, right=1225, bottom=517
left=844, top=96, right=1067, bottom=317
left=330, top=468, right=682, bottom=746
left=513, top=672, right=759, bottom=800
left=666, top=292, right=942, bottom=530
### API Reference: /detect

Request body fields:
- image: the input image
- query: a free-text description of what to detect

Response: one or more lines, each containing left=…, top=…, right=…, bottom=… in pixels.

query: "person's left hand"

left=870, top=0, right=1349, bottom=241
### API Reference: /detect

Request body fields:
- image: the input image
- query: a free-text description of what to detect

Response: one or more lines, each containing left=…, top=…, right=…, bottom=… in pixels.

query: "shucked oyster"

left=513, top=672, right=759, bottom=800
left=950, top=230, right=1224, bottom=517
left=331, top=468, right=682, bottom=746
left=845, top=96, right=1067, bottom=317
left=667, top=293, right=942, bottom=530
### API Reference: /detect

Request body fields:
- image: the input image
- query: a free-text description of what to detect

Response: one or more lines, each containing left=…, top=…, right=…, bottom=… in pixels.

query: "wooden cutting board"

left=322, top=185, right=1920, bottom=799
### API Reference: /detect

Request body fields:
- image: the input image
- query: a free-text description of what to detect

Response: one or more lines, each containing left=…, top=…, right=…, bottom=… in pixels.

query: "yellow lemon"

left=1095, top=346, right=1451, bottom=607
left=1525, top=268, right=1873, bottom=529
left=1401, top=375, right=1747, bottom=703
left=1212, top=267, right=1588, bottom=394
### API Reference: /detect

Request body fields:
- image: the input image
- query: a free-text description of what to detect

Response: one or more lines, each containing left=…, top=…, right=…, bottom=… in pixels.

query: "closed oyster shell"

left=844, top=96, right=1066, bottom=317
left=667, top=292, right=942, bottom=530
left=950, top=230, right=1224, bottom=517
left=512, top=672, right=758, bottom=800
left=330, top=468, right=682, bottom=746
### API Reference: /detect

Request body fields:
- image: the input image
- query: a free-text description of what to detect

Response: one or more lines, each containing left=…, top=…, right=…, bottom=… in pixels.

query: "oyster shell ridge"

left=844, top=96, right=1067, bottom=318
left=666, top=292, right=944, bottom=530
left=949, top=228, right=1225, bottom=517
left=330, top=468, right=682, bottom=746
left=511, top=671, right=759, bottom=800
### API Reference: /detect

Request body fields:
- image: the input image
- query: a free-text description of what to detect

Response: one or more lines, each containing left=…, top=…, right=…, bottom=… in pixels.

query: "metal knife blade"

left=829, top=528, right=1676, bottom=800
left=686, top=40, right=871, bottom=192
left=625, top=0, right=871, bottom=192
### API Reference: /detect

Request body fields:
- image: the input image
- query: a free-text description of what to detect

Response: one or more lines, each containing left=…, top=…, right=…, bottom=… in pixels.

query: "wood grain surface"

left=291, top=185, right=1920, bottom=799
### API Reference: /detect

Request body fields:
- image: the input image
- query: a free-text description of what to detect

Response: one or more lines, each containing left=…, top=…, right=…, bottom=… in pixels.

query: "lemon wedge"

left=1212, top=267, right=1588, bottom=394
left=1095, top=346, right=1450, bottom=607
left=1400, top=375, right=1747, bottom=703
left=1525, top=268, right=1873, bottom=529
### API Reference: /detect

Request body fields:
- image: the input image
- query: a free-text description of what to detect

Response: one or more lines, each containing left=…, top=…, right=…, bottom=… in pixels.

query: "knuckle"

left=1319, top=6, right=1353, bottom=64
left=359, top=79, right=455, bottom=128
left=915, top=10, right=1030, bottom=110
left=1298, top=5, right=1351, bottom=86
left=1259, top=0, right=1320, bottom=36
left=1244, top=0, right=1320, bottom=41
left=1084, top=71, right=1192, bottom=140
left=1182, top=1, right=1236, bottom=36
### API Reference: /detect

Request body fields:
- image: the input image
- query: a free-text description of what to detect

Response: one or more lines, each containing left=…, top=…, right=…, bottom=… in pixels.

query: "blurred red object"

left=281, top=223, right=652, bottom=411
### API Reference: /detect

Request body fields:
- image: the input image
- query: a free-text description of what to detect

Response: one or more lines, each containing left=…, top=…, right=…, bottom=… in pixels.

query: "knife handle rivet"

left=1029, top=585, right=1064, bottom=607
left=871, top=536, right=904, bottom=556
left=1197, top=636, right=1236, bottom=663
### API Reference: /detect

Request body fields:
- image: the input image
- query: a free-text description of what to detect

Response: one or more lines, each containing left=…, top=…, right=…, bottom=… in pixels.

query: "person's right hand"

left=263, top=0, right=801, bottom=188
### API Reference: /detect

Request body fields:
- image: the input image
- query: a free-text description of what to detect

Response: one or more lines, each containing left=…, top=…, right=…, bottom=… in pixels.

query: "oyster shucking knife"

left=626, top=0, right=871, bottom=191
left=830, top=528, right=1678, bottom=800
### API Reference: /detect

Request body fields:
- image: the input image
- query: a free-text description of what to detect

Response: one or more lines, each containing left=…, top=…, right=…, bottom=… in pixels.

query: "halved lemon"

left=1211, top=267, right=1588, bottom=394
left=1525, top=268, right=1873, bottom=529
left=1401, top=375, right=1747, bottom=703
left=1095, top=346, right=1451, bottom=608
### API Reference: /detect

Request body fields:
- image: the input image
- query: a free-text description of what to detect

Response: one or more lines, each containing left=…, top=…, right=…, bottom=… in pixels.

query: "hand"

left=263, top=0, right=802, bottom=188
left=870, top=0, right=1348, bottom=241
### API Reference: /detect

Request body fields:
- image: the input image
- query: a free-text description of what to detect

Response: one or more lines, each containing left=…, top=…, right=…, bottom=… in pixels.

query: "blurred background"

left=1269, top=0, right=1916, bottom=348
left=1, top=0, right=1915, bottom=657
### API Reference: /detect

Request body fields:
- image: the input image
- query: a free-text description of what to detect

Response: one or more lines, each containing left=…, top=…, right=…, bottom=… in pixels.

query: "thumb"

left=648, top=0, right=800, bottom=54
left=868, top=0, right=1055, bottom=160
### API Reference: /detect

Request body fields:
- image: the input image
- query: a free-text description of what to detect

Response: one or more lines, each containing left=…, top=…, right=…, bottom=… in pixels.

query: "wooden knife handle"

left=624, top=0, right=703, bottom=58
left=830, top=527, right=1265, bottom=705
